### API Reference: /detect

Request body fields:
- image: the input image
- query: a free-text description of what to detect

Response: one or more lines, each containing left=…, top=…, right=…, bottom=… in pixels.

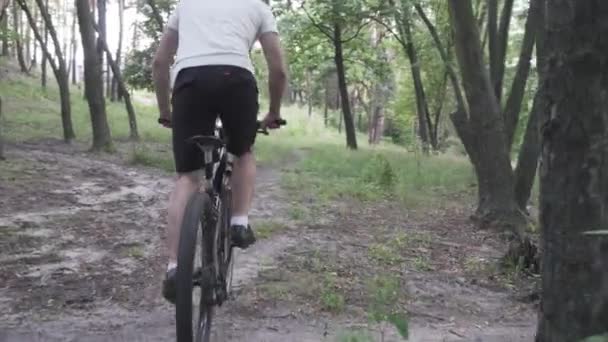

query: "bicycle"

left=174, top=118, right=286, bottom=342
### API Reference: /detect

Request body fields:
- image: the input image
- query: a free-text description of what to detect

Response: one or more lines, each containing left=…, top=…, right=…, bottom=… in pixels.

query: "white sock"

left=167, top=261, right=177, bottom=272
left=231, top=216, right=248, bottom=227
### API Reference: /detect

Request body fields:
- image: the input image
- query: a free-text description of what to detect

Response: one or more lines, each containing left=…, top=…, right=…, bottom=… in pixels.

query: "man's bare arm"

left=152, top=28, right=178, bottom=124
left=259, top=32, right=287, bottom=117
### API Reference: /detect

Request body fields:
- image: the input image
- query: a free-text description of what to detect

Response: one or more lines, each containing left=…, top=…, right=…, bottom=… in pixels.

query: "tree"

left=69, top=6, right=77, bottom=84
left=94, top=22, right=138, bottom=140
left=303, top=0, right=370, bottom=149
left=0, top=96, right=4, bottom=161
left=535, top=1, right=608, bottom=340
left=12, top=1, right=29, bottom=73
left=1, top=6, right=8, bottom=56
left=110, top=0, right=125, bottom=101
left=76, top=0, right=112, bottom=151
left=40, top=0, right=48, bottom=87
left=18, top=0, right=75, bottom=141
left=0, top=5, right=6, bottom=160
left=97, top=0, right=106, bottom=94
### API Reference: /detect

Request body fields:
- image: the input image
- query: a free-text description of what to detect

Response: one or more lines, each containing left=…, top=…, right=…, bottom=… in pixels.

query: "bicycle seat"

left=188, top=135, right=224, bottom=151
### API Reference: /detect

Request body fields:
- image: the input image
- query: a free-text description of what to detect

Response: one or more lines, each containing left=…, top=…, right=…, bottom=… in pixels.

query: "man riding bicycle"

left=151, top=0, right=287, bottom=304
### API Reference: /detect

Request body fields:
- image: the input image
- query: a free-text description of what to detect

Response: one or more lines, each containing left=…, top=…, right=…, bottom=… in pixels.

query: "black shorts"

left=171, top=65, right=259, bottom=173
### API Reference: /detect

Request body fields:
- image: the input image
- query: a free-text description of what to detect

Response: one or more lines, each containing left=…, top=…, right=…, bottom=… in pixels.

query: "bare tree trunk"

left=18, top=0, right=75, bottom=141
left=70, top=7, right=77, bottom=84
left=333, top=22, right=357, bottom=149
left=305, top=69, right=312, bottom=117
left=13, top=2, right=29, bottom=73
left=96, top=0, right=106, bottom=95
left=535, top=2, right=608, bottom=340
left=1, top=8, right=8, bottom=56
left=34, top=0, right=74, bottom=140
left=76, top=0, right=111, bottom=151
left=448, top=0, right=524, bottom=234
left=111, top=0, right=124, bottom=101
left=41, top=0, right=48, bottom=88
left=30, top=5, right=37, bottom=68
left=0, top=97, right=5, bottom=161
left=503, top=0, right=538, bottom=149
left=324, top=88, right=329, bottom=127
left=25, top=7, right=32, bottom=68
left=513, top=92, right=540, bottom=210
left=94, top=23, right=138, bottom=140
left=513, top=0, right=545, bottom=211
left=493, top=0, right=514, bottom=101
left=393, top=0, right=429, bottom=151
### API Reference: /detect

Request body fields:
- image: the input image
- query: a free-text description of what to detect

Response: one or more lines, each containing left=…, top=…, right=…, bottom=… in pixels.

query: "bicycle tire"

left=176, top=192, right=214, bottom=342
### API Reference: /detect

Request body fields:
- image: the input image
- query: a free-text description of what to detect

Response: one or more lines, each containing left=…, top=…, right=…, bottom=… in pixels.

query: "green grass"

left=254, top=220, right=285, bottom=239
left=321, top=272, right=346, bottom=313
left=2, top=58, right=475, bottom=207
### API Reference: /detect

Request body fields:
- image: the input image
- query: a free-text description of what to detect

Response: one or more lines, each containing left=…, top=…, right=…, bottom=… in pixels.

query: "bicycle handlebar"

left=256, top=119, right=287, bottom=135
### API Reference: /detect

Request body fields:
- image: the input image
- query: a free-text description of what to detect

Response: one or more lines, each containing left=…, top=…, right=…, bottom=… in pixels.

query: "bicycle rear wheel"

left=176, top=192, right=215, bottom=342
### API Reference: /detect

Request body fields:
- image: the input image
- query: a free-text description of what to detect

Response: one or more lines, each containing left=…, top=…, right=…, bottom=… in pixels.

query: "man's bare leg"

left=166, top=172, right=200, bottom=265
left=231, top=151, right=256, bottom=220
left=230, top=151, right=257, bottom=247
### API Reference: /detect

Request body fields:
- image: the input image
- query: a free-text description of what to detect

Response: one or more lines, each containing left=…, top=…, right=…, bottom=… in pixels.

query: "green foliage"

left=581, top=335, right=608, bottom=342
left=362, top=153, right=396, bottom=191
left=335, top=331, right=375, bottom=342
left=369, top=243, right=403, bottom=266
left=367, top=275, right=409, bottom=340
left=321, top=272, right=345, bottom=313
left=123, top=43, right=157, bottom=91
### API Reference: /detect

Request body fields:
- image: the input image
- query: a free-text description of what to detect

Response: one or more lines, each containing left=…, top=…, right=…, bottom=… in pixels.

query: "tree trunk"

left=513, top=0, right=544, bottom=211
left=41, top=0, right=48, bottom=88
left=76, top=0, right=112, bottom=151
left=31, top=5, right=37, bottom=68
left=535, top=2, right=608, bottom=340
left=97, top=0, right=106, bottom=95
left=493, top=0, right=514, bottom=101
left=448, top=0, right=524, bottom=234
left=324, top=88, right=329, bottom=127
left=503, top=0, right=539, bottom=149
left=513, top=92, right=540, bottom=210
left=0, top=97, right=5, bottom=161
left=13, top=2, right=29, bottom=73
left=1, top=9, right=8, bottom=56
left=111, top=0, right=124, bottom=101
left=95, top=23, right=138, bottom=140
left=70, top=7, right=77, bottom=85
left=394, top=0, right=429, bottom=151
left=32, top=0, right=74, bottom=141
left=25, top=7, right=31, bottom=68
left=333, top=22, right=357, bottom=149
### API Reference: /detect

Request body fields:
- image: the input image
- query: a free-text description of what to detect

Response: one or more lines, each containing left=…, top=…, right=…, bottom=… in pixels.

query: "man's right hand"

left=262, top=112, right=283, bottom=129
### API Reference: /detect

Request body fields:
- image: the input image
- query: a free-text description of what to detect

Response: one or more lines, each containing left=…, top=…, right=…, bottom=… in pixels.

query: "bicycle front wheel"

left=176, top=192, right=215, bottom=342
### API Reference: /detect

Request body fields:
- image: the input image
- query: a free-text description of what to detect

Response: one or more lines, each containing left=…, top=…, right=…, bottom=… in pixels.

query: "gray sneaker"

left=162, top=268, right=177, bottom=304
left=231, top=225, right=256, bottom=249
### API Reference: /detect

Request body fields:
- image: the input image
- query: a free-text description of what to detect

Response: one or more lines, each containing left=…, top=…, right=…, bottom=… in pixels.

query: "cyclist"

left=151, top=0, right=287, bottom=304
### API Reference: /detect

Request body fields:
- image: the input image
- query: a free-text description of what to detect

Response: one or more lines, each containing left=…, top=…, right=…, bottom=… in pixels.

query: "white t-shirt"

left=167, top=0, right=278, bottom=86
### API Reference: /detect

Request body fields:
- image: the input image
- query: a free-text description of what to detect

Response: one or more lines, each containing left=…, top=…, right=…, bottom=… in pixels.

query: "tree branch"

left=367, top=14, right=407, bottom=48
left=16, top=0, right=59, bottom=76
left=414, top=3, right=466, bottom=112
left=341, top=19, right=371, bottom=44
left=494, top=0, right=514, bottom=100
left=487, top=0, right=499, bottom=91
left=302, top=6, right=334, bottom=41
left=503, top=0, right=538, bottom=149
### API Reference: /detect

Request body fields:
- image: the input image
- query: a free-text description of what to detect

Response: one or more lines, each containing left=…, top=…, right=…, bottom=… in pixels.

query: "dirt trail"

left=0, top=145, right=536, bottom=341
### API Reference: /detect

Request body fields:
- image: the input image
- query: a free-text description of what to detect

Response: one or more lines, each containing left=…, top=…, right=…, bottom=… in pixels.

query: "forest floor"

left=0, top=140, right=538, bottom=342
